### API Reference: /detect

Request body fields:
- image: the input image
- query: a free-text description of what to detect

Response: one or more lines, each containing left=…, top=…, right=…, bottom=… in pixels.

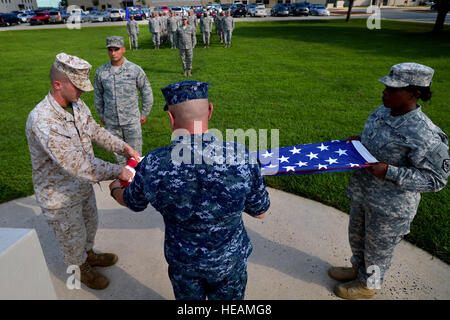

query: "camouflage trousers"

left=216, top=28, right=223, bottom=41
left=168, top=264, right=248, bottom=300
left=179, top=49, right=193, bottom=71
left=106, top=122, right=142, bottom=166
left=169, top=31, right=176, bottom=48
left=202, top=31, right=211, bottom=46
left=42, top=190, right=98, bottom=266
left=130, top=33, right=138, bottom=50
left=223, top=30, right=232, bottom=45
left=349, top=201, right=407, bottom=288
left=151, top=32, right=160, bottom=48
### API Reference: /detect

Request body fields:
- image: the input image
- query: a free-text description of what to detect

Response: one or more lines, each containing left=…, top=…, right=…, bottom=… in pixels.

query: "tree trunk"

left=346, top=0, right=354, bottom=22
left=433, top=0, right=449, bottom=33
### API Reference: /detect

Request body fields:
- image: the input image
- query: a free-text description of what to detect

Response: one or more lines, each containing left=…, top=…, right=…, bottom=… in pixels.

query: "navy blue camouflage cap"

left=161, top=80, right=210, bottom=111
left=378, top=63, right=434, bottom=88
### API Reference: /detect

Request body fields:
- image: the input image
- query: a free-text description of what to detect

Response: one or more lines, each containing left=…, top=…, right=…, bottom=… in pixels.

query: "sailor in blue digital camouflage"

left=167, top=11, right=181, bottom=49
left=329, top=63, right=449, bottom=300
left=222, top=11, right=235, bottom=48
left=126, top=15, right=139, bottom=50
left=26, top=53, right=140, bottom=290
left=200, top=12, right=213, bottom=48
left=94, top=36, right=153, bottom=166
left=108, top=80, right=270, bottom=300
left=175, top=17, right=197, bottom=77
left=148, top=12, right=162, bottom=49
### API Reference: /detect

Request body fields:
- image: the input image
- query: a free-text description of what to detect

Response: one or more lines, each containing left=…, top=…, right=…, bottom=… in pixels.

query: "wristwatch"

left=110, top=187, right=124, bottom=200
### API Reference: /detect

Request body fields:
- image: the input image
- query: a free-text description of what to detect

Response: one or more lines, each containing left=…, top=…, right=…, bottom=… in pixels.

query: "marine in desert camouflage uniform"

left=26, top=53, right=140, bottom=290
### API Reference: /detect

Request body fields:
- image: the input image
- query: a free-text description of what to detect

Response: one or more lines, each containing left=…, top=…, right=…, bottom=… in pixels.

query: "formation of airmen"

left=24, top=9, right=449, bottom=301
left=125, top=9, right=234, bottom=76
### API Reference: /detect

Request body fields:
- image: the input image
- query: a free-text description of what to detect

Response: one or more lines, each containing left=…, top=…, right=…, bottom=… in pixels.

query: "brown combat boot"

left=80, top=262, right=109, bottom=290
left=328, top=266, right=358, bottom=281
left=333, top=279, right=376, bottom=300
left=86, top=249, right=118, bottom=267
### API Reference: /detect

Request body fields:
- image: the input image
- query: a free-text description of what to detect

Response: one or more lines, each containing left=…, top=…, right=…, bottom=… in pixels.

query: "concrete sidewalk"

left=0, top=181, right=448, bottom=300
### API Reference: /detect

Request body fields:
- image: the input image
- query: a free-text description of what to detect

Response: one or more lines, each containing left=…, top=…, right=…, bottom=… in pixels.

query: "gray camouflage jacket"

left=346, top=105, right=449, bottom=219
left=167, top=16, right=180, bottom=32
left=148, top=17, right=162, bottom=33
left=94, top=58, right=153, bottom=126
left=127, top=20, right=139, bottom=35
left=26, top=93, right=127, bottom=209
left=200, top=16, right=213, bottom=33
left=175, top=25, right=197, bottom=49
left=222, top=16, right=234, bottom=31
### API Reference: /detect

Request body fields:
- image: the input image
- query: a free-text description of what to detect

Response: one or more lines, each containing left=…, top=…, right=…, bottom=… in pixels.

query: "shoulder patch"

left=443, top=159, right=450, bottom=173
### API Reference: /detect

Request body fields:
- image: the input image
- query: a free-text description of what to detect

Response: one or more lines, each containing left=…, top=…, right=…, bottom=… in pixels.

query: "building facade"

left=0, top=0, right=37, bottom=13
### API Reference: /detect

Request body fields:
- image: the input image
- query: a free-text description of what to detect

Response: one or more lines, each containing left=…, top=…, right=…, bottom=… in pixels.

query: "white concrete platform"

left=0, top=181, right=448, bottom=300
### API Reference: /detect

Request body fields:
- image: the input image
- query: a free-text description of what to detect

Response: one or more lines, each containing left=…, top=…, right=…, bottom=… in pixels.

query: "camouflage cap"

left=106, top=36, right=124, bottom=48
left=53, top=53, right=93, bottom=92
left=161, top=80, right=210, bottom=111
left=378, top=63, right=434, bottom=88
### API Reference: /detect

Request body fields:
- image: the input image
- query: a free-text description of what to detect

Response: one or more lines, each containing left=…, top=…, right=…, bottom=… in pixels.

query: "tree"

left=433, top=0, right=449, bottom=33
left=345, top=0, right=354, bottom=22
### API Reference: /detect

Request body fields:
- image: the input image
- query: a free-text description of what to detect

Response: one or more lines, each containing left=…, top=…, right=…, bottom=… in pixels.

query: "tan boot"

left=86, top=249, right=118, bottom=267
left=328, top=266, right=358, bottom=281
left=187, top=70, right=192, bottom=77
left=80, top=262, right=109, bottom=290
left=333, top=279, right=376, bottom=300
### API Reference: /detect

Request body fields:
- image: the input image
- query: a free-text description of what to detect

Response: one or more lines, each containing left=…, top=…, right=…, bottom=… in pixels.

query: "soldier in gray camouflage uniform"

left=222, top=11, right=234, bottom=48
left=148, top=12, right=162, bottom=49
left=167, top=11, right=180, bottom=49
left=108, top=80, right=270, bottom=300
left=126, top=15, right=139, bottom=50
left=200, top=12, right=213, bottom=48
left=175, top=17, right=196, bottom=77
left=329, top=63, right=449, bottom=300
left=26, top=53, right=140, bottom=290
left=94, top=36, right=154, bottom=166
left=214, top=11, right=224, bottom=43
left=187, top=10, right=198, bottom=33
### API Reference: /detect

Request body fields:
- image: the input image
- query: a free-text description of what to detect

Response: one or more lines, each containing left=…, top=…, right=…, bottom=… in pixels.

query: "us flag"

left=254, top=139, right=378, bottom=176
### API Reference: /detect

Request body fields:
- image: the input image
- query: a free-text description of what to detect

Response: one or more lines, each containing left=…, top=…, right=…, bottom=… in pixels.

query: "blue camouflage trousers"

left=106, top=122, right=142, bottom=166
left=349, top=201, right=407, bottom=288
left=168, top=264, right=248, bottom=300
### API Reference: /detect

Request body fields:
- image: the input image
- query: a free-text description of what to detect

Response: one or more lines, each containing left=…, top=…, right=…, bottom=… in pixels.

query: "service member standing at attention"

left=214, top=11, right=224, bottom=43
left=167, top=11, right=180, bottom=49
left=127, top=15, right=139, bottom=50
left=175, top=16, right=196, bottom=77
left=329, top=63, right=449, bottom=300
left=200, top=12, right=213, bottom=48
left=222, top=11, right=234, bottom=48
left=148, top=12, right=162, bottom=50
left=187, top=10, right=198, bottom=33
left=94, top=36, right=154, bottom=166
left=108, top=80, right=270, bottom=300
left=26, top=53, right=139, bottom=290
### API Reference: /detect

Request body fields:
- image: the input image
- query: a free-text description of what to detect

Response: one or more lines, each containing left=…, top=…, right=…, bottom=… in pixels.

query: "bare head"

left=167, top=99, right=213, bottom=133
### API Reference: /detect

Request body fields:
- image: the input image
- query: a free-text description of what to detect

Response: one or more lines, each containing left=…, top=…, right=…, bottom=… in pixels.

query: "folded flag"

left=255, top=139, right=378, bottom=176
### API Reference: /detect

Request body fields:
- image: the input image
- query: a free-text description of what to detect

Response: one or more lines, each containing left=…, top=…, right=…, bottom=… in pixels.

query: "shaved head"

left=168, top=99, right=210, bottom=124
left=50, top=65, right=69, bottom=86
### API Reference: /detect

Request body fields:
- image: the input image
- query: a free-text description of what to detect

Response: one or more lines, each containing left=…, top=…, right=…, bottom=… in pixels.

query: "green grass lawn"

left=0, top=19, right=449, bottom=263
